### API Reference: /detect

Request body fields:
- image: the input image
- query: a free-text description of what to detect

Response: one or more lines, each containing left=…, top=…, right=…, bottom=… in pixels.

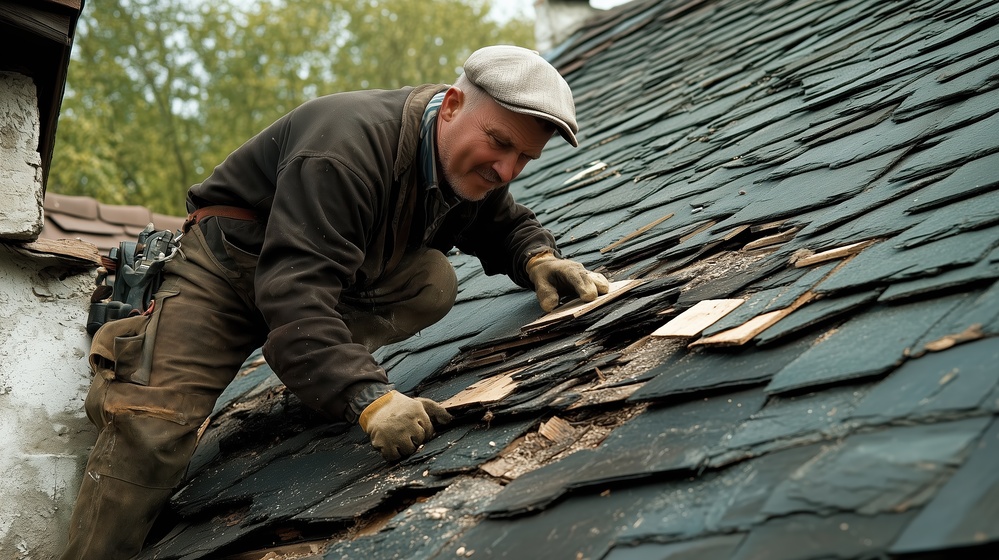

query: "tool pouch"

left=87, top=224, right=179, bottom=336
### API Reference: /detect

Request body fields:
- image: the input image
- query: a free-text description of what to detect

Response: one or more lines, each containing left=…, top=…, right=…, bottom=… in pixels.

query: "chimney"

left=534, top=0, right=601, bottom=53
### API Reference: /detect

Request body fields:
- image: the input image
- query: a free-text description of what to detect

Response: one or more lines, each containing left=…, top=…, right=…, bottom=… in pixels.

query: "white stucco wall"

left=0, top=71, right=96, bottom=560
left=0, top=249, right=95, bottom=560
left=0, top=72, right=44, bottom=240
left=535, top=0, right=600, bottom=53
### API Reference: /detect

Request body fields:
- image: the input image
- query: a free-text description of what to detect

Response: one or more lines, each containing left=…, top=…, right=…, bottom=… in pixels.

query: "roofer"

left=62, top=45, right=609, bottom=559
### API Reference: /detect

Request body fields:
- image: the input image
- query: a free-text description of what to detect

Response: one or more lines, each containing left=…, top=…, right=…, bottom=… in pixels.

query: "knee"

left=87, top=381, right=214, bottom=488
left=420, top=249, right=457, bottom=307
left=410, top=249, right=457, bottom=324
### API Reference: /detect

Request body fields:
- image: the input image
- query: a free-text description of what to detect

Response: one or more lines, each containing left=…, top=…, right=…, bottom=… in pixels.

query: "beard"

left=438, top=140, right=502, bottom=202
left=448, top=167, right=502, bottom=201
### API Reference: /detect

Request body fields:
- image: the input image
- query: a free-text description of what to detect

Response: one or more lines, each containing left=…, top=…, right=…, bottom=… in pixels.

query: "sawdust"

left=482, top=403, right=649, bottom=481
left=671, top=249, right=769, bottom=292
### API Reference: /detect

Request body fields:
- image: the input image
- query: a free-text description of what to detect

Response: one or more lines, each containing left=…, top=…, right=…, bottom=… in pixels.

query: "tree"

left=50, top=0, right=534, bottom=216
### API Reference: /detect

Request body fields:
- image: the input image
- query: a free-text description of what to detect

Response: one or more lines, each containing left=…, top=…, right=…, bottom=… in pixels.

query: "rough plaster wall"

left=0, top=72, right=44, bottom=240
left=0, top=248, right=95, bottom=559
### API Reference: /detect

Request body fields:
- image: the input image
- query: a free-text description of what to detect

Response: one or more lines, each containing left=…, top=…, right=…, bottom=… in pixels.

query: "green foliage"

left=50, top=0, right=535, bottom=216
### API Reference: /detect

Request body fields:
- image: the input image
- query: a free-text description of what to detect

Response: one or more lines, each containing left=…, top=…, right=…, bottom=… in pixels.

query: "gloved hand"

left=526, top=252, right=611, bottom=312
left=359, top=390, right=452, bottom=461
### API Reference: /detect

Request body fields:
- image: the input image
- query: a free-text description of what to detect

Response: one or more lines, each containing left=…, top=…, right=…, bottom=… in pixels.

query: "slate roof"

left=137, top=0, right=999, bottom=558
left=41, top=192, right=185, bottom=252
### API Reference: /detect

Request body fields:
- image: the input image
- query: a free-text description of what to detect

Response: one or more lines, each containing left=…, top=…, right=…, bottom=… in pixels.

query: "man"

left=63, top=45, right=609, bottom=559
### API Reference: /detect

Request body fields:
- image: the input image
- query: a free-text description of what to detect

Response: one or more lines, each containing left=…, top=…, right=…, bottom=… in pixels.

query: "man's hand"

left=526, top=253, right=611, bottom=312
left=359, top=390, right=452, bottom=461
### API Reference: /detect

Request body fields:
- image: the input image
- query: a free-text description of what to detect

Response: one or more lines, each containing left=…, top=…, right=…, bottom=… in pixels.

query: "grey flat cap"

left=462, top=45, right=578, bottom=147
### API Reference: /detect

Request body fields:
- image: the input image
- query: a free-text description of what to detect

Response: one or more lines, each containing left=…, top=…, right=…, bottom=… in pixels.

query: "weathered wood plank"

left=651, top=298, right=745, bottom=338
left=792, top=240, right=875, bottom=268
left=441, top=369, right=524, bottom=408
left=521, top=279, right=644, bottom=333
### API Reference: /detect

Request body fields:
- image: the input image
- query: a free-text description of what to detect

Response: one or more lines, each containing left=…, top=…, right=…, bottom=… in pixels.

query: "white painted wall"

left=0, top=72, right=97, bottom=560
left=535, top=0, right=601, bottom=53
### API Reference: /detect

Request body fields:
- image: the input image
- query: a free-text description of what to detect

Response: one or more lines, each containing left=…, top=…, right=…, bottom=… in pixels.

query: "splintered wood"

left=651, top=298, right=744, bottom=338
left=689, top=291, right=817, bottom=348
left=538, top=416, right=577, bottom=445
left=521, top=279, right=644, bottom=333
left=792, top=240, right=875, bottom=267
left=690, top=250, right=865, bottom=347
left=441, top=369, right=522, bottom=409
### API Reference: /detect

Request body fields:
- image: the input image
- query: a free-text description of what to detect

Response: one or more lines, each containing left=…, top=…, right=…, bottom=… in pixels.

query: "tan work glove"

left=526, top=252, right=611, bottom=312
left=359, top=390, right=452, bottom=462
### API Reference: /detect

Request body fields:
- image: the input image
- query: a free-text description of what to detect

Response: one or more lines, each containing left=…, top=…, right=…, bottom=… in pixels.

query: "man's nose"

left=494, top=153, right=522, bottom=184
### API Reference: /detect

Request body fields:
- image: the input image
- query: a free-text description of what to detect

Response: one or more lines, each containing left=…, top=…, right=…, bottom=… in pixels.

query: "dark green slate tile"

left=797, top=170, right=944, bottom=240
left=898, top=183, right=999, bottom=244
left=765, top=108, right=943, bottom=182
left=762, top=417, right=991, bottom=516
left=482, top=448, right=599, bottom=516
left=890, top=418, right=999, bottom=554
left=423, top=418, right=537, bottom=476
left=794, top=185, right=929, bottom=252
left=484, top=389, right=766, bottom=517
left=799, top=102, right=898, bottom=145
left=630, top=166, right=766, bottom=217
left=137, top=516, right=269, bottom=560
left=877, top=246, right=999, bottom=302
left=718, top=384, right=868, bottom=455
left=701, top=263, right=837, bottom=337
left=893, top=53, right=999, bottom=121
left=389, top=338, right=468, bottom=394
left=754, top=290, right=881, bottom=346
left=585, top=288, right=681, bottom=334
left=677, top=249, right=792, bottom=303
left=813, top=223, right=999, bottom=295
left=731, top=511, right=918, bottom=560
left=891, top=108, right=999, bottom=183
left=921, top=87, right=999, bottom=138
left=903, top=150, right=999, bottom=214
left=765, top=295, right=967, bottom=395
left=458, top=479, right=667, bottom=560
left=175, top=419, right=349, bottom=516
left=909, top=280, right=999, bottom=353
left=578, top=389, right=767, bottom=484
left=850, top=337, right=999, bottom=423
left=629, top=331, right=822, bottom=402
left=724, top=148, right=905, bottom=230
left=715, top=444, right=827, bottom=530
left=604, top=534, right=745, bottom=560
left=291, top=462, right=433, bottom=524
left=217, top=434, right=382, bottom=521
left=322, top=478, right=503, bottom=560
left=611, top=469, right=735, bottom=543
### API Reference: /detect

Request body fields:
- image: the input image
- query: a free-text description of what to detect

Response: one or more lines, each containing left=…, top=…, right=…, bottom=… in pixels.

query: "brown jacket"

left=186, top=84, right=557, bottom=418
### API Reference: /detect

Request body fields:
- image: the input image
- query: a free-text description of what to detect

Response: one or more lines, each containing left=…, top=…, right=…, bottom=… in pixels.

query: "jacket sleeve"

left=254, top=155, right=389, bottom=420
left=455, top=186, right=559, bottom=289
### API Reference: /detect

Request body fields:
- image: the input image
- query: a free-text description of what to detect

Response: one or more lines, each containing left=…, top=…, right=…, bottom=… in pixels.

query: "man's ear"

left=439, top=87, right=464, bottom=122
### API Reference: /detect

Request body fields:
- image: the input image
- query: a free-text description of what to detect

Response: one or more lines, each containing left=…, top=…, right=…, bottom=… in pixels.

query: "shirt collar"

left=419, top=92, right=446, bottom=194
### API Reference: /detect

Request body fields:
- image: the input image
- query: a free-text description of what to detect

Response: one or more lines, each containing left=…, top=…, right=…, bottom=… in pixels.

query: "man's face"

left=436, top=87, right=554, bottom=202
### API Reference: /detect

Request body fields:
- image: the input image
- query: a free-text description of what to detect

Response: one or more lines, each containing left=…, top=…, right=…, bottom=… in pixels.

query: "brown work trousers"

left=61, top=220, right=457, bottom=560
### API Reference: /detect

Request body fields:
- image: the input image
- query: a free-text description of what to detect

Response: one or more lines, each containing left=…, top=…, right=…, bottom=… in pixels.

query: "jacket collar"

left=394, top=84, right=449, bottom=180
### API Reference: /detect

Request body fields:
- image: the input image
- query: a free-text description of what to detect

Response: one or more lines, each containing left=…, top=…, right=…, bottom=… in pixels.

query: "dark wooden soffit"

left=0, top=0, right=85, bottom=190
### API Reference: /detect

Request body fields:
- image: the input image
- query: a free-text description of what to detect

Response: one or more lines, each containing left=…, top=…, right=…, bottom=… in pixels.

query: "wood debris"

left=651, top=298, right=745, bottom=338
